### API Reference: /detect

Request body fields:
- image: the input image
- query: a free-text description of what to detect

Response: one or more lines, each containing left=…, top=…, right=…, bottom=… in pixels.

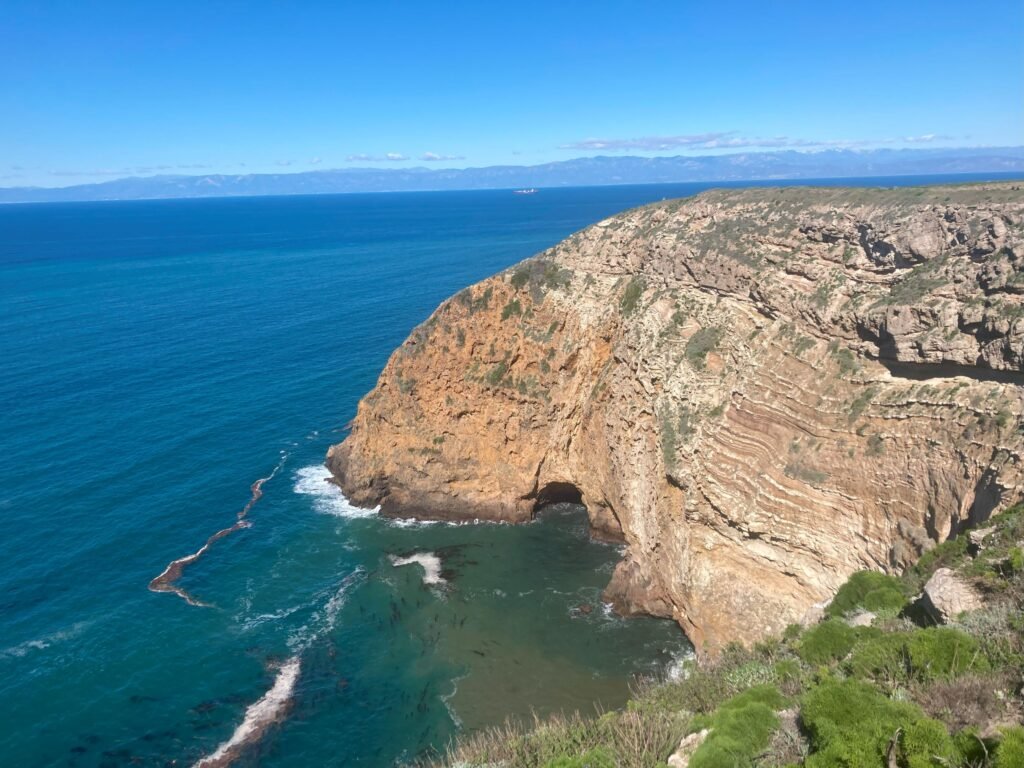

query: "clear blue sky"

left=3, top=0, right=1022, bottom=186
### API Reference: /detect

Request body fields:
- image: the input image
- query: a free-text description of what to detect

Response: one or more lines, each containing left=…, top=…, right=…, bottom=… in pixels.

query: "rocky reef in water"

left=328, top=182, right=1024, bottom=653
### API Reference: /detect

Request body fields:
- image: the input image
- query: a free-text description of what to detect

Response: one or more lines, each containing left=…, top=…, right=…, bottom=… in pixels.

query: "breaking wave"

left=293, top=465, right=379, bottom=518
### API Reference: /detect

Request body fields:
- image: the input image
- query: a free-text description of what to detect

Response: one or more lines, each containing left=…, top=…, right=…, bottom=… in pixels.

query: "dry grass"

left=426, top=708, right=686, bottom=768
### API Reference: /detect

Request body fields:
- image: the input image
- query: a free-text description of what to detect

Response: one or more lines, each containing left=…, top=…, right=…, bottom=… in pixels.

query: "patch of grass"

left=846, top=386, right=878, bottom=422
left=797, top=619, right=865, bottom=665
left=996, top=726, right=1024, bottom=767
left=620, top=276, right=645, bottom=316
left=511, top=266, right=531, bottom=290
left=784, top=462, right=830, bottom=485
left=434, top=709, right=686, bottom=768
left=485, top=361, right=508, bottom=386
left=659, top=405, right=695, bottom=471
left=793, top=335, right=816, bottom=356
left=472, top=286, right=493, bottom=312
left=685, top=326, right=724, bottom=369
left=844, top=627, right=989, bottom=685
left=510, top=259, right=573, bottom=300
left=501, top=298, right=523, bottom=320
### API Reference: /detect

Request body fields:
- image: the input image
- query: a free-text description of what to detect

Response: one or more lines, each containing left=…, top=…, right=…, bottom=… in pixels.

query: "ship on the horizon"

left=514, top=188, right=537, bottom=195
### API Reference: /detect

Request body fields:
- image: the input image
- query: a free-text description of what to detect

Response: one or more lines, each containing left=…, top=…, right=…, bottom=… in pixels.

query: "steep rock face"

left=329, top=183, right=1024, bottom=652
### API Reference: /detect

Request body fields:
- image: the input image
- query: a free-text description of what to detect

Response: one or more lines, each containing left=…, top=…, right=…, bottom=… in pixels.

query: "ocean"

left=1, top=174, right=1017, bottom=767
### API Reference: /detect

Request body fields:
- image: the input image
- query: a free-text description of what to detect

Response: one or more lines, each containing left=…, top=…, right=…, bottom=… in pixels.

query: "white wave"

left=665, top=647, right=696, bottom=681
left=441, top=672, right=469, bottom=730
left=390, top=553, right=445, bottom=586
left=193, top=656, right=301, bottom=768
left=292, top=465, right=379, bottom=518
left=0, top=621, right=90, bottom=660
left=286, top=568, right=366, bottom=653
left=239, top=602, right=309, bottom=632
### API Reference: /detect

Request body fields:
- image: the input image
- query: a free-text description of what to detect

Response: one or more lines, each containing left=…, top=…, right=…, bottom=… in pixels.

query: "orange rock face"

left=329, top=183, right=1024, bottom=653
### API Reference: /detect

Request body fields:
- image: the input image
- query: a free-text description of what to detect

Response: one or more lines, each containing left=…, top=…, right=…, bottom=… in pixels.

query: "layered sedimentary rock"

left=329, top=183, right=1024, bottom=652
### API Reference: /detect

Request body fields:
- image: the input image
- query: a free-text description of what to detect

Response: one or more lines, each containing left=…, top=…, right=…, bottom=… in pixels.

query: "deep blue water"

left=1, top=175, right=1017, bottom=767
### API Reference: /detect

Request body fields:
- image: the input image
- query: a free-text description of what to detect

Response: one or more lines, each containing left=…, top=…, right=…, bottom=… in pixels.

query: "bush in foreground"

left=825, top=570, right=909, bottom=617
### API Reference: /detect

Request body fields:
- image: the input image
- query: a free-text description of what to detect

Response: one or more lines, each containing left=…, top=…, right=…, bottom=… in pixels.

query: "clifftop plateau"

left=329, top=182, right=1024, bottom=652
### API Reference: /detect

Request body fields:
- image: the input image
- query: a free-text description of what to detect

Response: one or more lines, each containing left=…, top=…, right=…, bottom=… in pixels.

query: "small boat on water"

left=514, top=188, right=537, bottom=195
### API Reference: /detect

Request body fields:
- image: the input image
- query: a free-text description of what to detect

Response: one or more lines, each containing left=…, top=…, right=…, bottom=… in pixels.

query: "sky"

left=2, top=0, right=1022, bottom=187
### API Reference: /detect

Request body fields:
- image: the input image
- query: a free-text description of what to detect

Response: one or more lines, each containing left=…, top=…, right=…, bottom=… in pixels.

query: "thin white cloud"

left=49, top=168, right=125, bottom=177
left=420, top=152, right=465, bottom=161
left=346, top=152, right=409, bottom=162
left=559, top=132, right=957, bottom=152
left=276, top=160, right=294, bottom=166
left=903, top=134, right=953, bottom=143
left=309, top=157, right=323, bottom=165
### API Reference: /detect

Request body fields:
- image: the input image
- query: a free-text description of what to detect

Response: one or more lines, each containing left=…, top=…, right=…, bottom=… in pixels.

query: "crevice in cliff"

left=877, top=358, right=1024, bottom=386
left=855, top=326, right=1024, bottom=386
left=961, top=466, right=1005, bottom=533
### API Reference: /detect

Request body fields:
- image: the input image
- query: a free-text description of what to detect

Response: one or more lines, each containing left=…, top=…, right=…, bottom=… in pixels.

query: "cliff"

left=328, top=182, right=1024, bottom=653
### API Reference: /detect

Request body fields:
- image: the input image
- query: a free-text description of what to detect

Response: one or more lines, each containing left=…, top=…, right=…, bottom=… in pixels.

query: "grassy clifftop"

left=433, top=507, right=1024, bottom=768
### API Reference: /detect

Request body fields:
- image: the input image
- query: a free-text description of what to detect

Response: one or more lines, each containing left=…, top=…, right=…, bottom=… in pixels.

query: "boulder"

left=667, top=729, right=710, bottom=768
left=921, top=568, right=983, bottom=623
left=968, top=526, right=997, bottom=554
left=846, top=610, right=876, bottom=627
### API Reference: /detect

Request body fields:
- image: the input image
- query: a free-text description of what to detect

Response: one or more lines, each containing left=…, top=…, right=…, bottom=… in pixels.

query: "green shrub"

left=996, top=726, right=1024, bottom=767
left=845, top=627, right=989, bottom=684
left=486, top=361, right=508, bottom=386
left=501, top=298, right=523, bottom=320
left=511, top=266, right=531, bottom=289
left=688, top=686, right=786, bottom=768
left=797, top=619, right=861, bottom=665
left=801, top=679, right=956, bottom=768
left=685, top=326, right=723, bottom=369
left=1008, top=546, right=1024, bottom=574
left=620, top=276, right=644, bottom=316
left=827, top=570, right=909, bottom=617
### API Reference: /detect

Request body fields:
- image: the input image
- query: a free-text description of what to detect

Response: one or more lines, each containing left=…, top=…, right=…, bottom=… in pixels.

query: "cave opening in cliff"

left=533, top=481, right=584, bottom=512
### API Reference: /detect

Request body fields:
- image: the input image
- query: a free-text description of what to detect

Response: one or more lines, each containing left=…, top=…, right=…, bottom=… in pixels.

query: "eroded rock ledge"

left=329, top=183, right=1024, bottom=653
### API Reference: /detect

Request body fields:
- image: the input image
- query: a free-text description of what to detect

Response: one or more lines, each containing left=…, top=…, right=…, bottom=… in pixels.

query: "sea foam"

left=389, top=553, right=445, bottom=586
left=293, top=465, right=379, bottom=518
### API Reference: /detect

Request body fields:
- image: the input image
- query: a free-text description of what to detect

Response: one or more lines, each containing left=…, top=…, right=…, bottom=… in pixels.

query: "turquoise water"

left=1, top=176, right=1016, bottom=767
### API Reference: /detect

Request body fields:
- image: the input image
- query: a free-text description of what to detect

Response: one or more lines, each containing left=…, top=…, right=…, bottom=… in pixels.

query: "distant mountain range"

left=3, top=147, right=1023, bottom=203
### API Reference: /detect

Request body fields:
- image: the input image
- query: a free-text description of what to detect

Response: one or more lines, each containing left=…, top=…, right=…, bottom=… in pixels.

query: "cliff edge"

left=329, top=182, right=1024, bottom=652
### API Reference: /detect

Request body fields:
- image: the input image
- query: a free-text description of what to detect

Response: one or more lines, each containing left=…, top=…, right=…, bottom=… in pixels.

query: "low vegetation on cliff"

left=431, top=508, right=1024, bottom=768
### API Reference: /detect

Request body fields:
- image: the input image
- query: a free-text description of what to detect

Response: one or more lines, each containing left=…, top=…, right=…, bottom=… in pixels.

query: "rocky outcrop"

left=921, top=568, right=985, bottom=623
left=329, top=183, right=1024, bottom=653
left=667, top=729, right=709, bottom=768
